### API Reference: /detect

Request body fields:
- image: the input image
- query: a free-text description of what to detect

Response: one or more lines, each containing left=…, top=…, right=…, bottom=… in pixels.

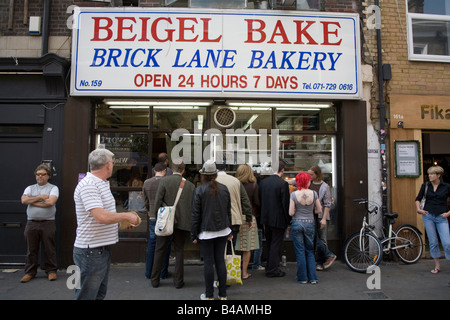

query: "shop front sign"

left=71, top=7, right=361, bottom=99
left=390, top=94, right=450, bottom=129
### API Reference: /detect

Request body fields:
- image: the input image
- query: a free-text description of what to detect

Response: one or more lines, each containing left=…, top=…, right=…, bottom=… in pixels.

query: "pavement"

left=1, top=258, right=449, bottom=301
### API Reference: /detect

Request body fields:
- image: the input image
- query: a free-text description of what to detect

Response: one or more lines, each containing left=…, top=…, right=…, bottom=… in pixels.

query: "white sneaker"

left=200, top=293, right=214, bottom=300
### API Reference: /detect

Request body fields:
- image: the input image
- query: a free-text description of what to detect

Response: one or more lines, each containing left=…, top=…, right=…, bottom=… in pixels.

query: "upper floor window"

left=407, top=0, right=450, bottom=62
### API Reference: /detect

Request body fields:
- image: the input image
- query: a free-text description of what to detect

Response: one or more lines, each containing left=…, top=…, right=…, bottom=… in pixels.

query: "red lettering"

left=91, top=17, right=113, bottom=41
left=177, top=17, right=198, bottom=42
left=115, top=17, right=137, bottom=41
left=321, top=21, right=342, bottom=45
left=244, top=19, right=266, bottom=43
left=268, top=20, right=290, bottom=44
left=152, top=17, right=175, bottom=42
left=293, top=20, right=318, bottom=45
left=200, top=18, right=222, bottom=42
left=138, top=17, right=150, bottom=41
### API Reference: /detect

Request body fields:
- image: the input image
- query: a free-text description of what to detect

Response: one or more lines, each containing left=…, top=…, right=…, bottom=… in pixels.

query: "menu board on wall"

left=394, top=140, right=421, bottom=178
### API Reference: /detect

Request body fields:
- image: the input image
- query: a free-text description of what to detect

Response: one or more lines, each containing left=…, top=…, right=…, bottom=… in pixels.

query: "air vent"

left=214, top=107, right=236, bottom=128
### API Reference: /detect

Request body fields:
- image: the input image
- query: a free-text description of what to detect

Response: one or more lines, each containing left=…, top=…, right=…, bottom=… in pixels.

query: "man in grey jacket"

left=151, top=160, right=195, bottom=289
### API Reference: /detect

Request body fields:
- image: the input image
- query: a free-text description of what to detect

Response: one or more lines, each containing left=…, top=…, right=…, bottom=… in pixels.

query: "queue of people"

left=21, top=147, right=450, bottom=300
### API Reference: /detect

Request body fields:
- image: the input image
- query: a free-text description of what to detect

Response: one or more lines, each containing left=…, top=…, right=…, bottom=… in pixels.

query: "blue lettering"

left=263, top=51, right=277, bottom=69
left=311, top=52, right=327, bottom=70
left=143, top=49, right=162, bottom=67
left=248, top=50, right=264, bottom=69
left=90, top=48, right=107, bottom=67
left=121, top=48, right=132, bottom=67
left=204, top=49, right=221, bottom=68
left=222, top=50, right=237, bottom=68
left=105, top=49, right=122, bottom=67
left=279, top=51, right=296, bottom=70
left=131, top=48, right=145, bottom=67
left=186, top=50, right=202, bottom=68
left=296, top=52, right=311, bottom=70
left=328, top=52, right=342, bottom=71
left=173, top=49, right=187, bottom=67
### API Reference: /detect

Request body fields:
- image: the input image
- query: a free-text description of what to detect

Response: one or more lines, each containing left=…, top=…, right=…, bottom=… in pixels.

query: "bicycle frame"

left=359, top=206, right=414, bottom=253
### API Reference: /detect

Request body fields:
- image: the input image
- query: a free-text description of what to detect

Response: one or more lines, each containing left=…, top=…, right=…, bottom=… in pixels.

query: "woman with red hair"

left=289, top=172, right=322, bottom=284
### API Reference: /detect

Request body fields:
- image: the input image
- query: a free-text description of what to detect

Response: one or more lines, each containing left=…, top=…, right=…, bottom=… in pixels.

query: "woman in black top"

left=415, top=165, right=450, bottom=274
left=191, top=160, right=232, bottom=300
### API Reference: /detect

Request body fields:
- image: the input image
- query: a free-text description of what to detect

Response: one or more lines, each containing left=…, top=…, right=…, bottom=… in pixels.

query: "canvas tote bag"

left=155, top=178, right=185, bottom=236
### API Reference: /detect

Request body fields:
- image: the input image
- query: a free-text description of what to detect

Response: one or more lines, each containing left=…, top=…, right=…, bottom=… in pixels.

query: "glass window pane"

left=411, top=19, right=450, bottom=56
left=408, top=0, right=450, bottom=15
left=279, top=134, right=338, bottom=240
left=96, top=104, right=149, bottom=129
left=211, top=105, right=272, bottom=130
left=276, top=106, right=336, bottom=131
left=280, top=134, right=334, bottom=177
left=153, top=107, right=207, bottom=130
left=95, top=132, right=149, bottom=238
left=96, top=132, right=149, bottom=186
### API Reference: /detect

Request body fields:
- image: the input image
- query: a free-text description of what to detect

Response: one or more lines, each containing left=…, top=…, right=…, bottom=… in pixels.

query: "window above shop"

left=161, top=0, right=322, bottom=10
left=407, top=0, right=450, bottom=62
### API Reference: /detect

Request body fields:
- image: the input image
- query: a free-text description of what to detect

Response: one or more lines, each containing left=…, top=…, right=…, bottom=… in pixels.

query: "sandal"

left=431, top=267, right=440, bottom=274
left=242, top=274, right=252, bottom=280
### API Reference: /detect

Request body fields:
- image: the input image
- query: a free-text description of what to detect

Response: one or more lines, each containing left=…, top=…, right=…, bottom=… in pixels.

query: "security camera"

left=397, top=121, right=404, bottom=128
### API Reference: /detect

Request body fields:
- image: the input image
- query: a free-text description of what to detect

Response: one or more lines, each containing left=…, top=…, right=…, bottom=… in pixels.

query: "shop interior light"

left=103, top=99, right=212, bottom=106
left=109, top=106, right=149, bottom=109
left=226, top=101, right=332, bottom=109
left=276, top=108, right=321, bottom=111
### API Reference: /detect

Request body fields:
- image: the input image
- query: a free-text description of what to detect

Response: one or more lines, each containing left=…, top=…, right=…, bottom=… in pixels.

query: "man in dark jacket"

left=151, top=160, right=195, bottom=289
left=259, top=161, right=290, bottom=277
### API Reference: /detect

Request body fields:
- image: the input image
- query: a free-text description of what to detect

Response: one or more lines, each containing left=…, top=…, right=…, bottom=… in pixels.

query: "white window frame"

left=407, top=12, right=450, bottom=63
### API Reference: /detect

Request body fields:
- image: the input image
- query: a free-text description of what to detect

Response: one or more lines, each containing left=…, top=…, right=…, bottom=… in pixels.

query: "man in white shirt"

left=73, top=148, right=140, bottom=300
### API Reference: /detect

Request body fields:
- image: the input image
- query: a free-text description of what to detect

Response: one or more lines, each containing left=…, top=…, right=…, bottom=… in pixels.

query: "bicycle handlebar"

left=353, top=198, right=378, bottom=214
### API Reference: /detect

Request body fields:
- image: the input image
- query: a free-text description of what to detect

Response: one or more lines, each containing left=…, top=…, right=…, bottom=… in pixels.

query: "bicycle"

left=343, top=198, right=423, bottom=273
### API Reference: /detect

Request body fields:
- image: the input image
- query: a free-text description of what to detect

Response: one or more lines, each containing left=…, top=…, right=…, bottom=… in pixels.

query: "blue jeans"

left=73, top=246, right=111, bottom=300
left=422, top=213, right=450, bottom=260
left=291, top=220, right=318, bottom=282
left=252, top=228, right=263, bottom=269
left=145, top=220, right=171, bottom=279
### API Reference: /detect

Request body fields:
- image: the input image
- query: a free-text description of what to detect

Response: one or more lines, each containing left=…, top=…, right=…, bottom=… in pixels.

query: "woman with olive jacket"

left=191, top=160, right=232, bottom=300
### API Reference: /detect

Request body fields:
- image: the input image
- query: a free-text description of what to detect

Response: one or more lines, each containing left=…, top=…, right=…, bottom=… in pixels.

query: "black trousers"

left=24, top=220, right=57, bottom=276
left=151, top=228, right=188, bottom=287
left=264, top=226, right=285, bottom=276
left=200, top=235, right=228, bottom=299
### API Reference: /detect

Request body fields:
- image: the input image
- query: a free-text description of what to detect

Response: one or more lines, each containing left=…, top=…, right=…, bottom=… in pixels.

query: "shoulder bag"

left=419, top=182, right=428, bottom=210
left=155, top=178, right=185, bottom=236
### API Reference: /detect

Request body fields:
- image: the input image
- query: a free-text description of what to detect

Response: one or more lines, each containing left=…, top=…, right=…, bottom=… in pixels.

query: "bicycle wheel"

left=343, top=232, right=383, bottom=273
left=393, top=225, right=423, bottom=264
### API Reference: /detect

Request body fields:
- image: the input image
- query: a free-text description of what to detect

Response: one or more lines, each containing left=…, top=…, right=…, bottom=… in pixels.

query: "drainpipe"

left=41, top=0, right=50, bottom=55
left=375, top=0, right=388, bottom=216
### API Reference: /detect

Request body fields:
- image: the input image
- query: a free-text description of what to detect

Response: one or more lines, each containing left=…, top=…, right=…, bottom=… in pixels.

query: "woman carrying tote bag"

left=191, top=160, right=232, bottom=300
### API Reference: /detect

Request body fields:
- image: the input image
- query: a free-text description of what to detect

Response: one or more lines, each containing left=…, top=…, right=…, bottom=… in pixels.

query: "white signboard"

left=71, top=7, right=361, bottom=99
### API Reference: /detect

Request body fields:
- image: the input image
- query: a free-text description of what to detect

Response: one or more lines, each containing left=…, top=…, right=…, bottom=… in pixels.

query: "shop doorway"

left=422, top=132, right=450, bottom=184
left=0, top=128, right=43, bottom=264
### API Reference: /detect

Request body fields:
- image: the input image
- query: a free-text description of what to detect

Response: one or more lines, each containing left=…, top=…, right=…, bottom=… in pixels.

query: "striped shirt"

left=73, top=172, right=118, bottom=248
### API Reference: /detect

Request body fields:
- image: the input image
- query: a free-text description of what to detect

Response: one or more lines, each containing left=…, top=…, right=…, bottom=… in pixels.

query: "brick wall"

left=1, top=0, right=362, bottom=37
left=362, top=0, right=450, bottom=100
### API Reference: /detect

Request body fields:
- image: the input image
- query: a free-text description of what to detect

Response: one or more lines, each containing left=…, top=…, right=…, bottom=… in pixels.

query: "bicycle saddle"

left=384, top=212, right=398, bottom=219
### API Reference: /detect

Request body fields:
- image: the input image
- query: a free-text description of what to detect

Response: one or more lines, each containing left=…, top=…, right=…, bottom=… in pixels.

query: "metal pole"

left=375, top=0, right=388, bottom=216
